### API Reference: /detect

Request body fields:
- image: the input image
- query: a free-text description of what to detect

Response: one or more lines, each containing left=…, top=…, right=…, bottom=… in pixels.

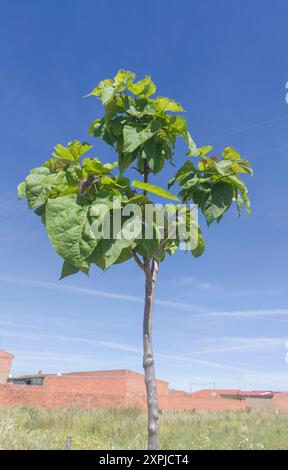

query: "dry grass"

left=0, top=406, right=287, bottom=450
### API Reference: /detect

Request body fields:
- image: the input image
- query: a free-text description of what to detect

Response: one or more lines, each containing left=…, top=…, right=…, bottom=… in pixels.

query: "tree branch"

left=143, top=158, right=149, bottom=195
left=131, top=249, right=145, bottom=270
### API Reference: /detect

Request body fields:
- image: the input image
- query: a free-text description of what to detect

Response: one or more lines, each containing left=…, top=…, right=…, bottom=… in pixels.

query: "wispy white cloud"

left=0, top=276, right=206, bottom=313
left=173, top=276, right=288, bottom=298
left=226, top=288, right=288, bottom=297
left=11, top=349, right=97, bottom=365
left=0, top=320, right=40, bottom=330
left=157, top=337, right=288, bottom=374
left=194, top=309, right=288, bottom=319
left=0, top=329, right=140, bottom=354
left=1, top=277, right=287, bottom=320
left=0, top=328, right=257, bottom=375
left=180, top=370, right=288, bottom=392
left=172, top=276, right=220, bottom=291
left=10, top=349, right=142, bottom=376
left=234, top=371, right=288, bottom=391
left=1, top=277, right=287, bottom=379
left=158, top=352, right=252, bottom=373
left=179, top=337, right=286, bottom=357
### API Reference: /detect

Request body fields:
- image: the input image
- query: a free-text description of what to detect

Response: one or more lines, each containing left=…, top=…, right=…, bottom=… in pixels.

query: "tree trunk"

left=143, top=257, right=160, bottom=450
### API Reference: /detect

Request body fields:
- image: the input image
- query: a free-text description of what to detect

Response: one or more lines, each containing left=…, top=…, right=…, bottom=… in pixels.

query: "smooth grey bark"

left=143, top=257, right=160, bottom=450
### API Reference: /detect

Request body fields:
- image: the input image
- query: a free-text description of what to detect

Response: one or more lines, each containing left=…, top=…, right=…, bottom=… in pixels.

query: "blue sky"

left=1, top=0, right=288, bottom=391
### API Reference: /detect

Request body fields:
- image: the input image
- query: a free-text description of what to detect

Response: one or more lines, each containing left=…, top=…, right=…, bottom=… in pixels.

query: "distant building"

left=191, top=389, right=279, bottom=400
left=0, top=350, right=286, bottom=412
left=0, top=350, right=14, bottom=384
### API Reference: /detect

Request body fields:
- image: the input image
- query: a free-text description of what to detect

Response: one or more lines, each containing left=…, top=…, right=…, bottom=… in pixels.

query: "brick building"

left=0, top=350, right=286, bottom=412
left=0, top=349, right=14, bottom=384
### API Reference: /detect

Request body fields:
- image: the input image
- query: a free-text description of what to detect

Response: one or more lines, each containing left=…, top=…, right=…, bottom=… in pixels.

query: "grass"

left=0, top=406, right=287, bottom=450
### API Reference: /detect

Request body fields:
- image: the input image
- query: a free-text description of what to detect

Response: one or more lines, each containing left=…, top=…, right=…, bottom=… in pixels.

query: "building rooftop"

left=0, top=349, right=14, bottom=358
left=191, top=389, right=280, bottom=399
left=12, top=369, right=169, bottom=383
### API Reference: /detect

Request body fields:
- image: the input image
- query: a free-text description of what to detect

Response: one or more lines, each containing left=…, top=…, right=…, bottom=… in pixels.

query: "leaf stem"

left=143, top=158, right=148, bottom=195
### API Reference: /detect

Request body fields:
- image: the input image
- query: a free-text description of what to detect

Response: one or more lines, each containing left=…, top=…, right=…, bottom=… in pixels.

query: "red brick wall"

left=247, top=398, right=275, bottom=412
left=123, top=371, right=169, bottom=408
left=273, top=393, right=288, bottom=413
left=159, top=395, right=247, bottom=412
left=0, top=371, right=130, bottom=409
left=44, top=375, right=126, bottom=396
left=0, top=371, right=160, bottom=410
left=0, top=352, right=13, bottom=384
left=0, top=370, right=258, bottom=413
left=0, top=383, right=253, bottom=412
left=0, top=383, right=124, bottom=409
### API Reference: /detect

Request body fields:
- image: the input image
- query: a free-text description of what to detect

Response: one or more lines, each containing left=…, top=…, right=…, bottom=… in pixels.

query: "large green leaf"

left=113, top=69, right=136, bottom=91
left=123, top=97, right=158, bottom=117
left=185, top=131, right=198, bottom=156
left=231, top=159, right=253, bottom=175
left=112, top=247, right=133, bottom=265
left=164, top=239, right=179, bottom=256
left=90, top=237, right=133, bottom=270
left=24, top=170, right=69, bottom=209
left=101, top=85, right=115, bottom=104
left=46, top=195, right=97, bottom=268
left=82, top=157, right=117, bottom=177
left=60, top=259, right=89, bottom=280
left=52, top=141, right=92, bottom=161
left=119, top=151, right=138, bottom=173
left=87, top=70, right=136, bottom=105
left=225, top=174, right=251, bottom=215
left=17, top=181, right=26, bottom=200
left=88, top=118, right=115, bottom=146
left=87, top=78, right=113, bottom=98
left=25, top=174, right=53, bottom=208
left=122, top=121, right=161, bottom=153
left=89, top=203, right=142, bottom=269
left=202, top=182, right=234, bottom=224
left=168, top=160, right=197, bottom=188
left=191, top=231, right=205, bottom=257
left=222, top=146, right=241, bottom=161
left=132, top=180, right=179, bottom=201
left=143, top=139, right=165, bottom=174
left=168, top=115, right=187, bottom=136
left=128, top=75, right=156, bottom=98
left=155, top=97, right=185, bottom=112
left=136, top=239, right=159, bottom=258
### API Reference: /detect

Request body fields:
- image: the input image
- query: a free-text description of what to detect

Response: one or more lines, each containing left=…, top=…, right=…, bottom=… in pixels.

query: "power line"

left=209, top=114, right=288, bottom=142
left=249, top=143, right=288, bottom=158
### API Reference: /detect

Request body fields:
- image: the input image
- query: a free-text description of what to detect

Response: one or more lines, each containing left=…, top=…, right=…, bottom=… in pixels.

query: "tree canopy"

left=18, top=69, right=252, bottom=279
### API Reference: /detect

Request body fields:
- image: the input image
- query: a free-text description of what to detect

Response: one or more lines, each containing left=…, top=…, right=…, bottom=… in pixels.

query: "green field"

left=0, top=407, right=287, bottom=450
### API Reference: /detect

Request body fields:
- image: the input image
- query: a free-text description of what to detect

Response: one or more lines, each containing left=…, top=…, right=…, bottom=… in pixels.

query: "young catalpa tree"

left=18, top=69, right=252, bottom=450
